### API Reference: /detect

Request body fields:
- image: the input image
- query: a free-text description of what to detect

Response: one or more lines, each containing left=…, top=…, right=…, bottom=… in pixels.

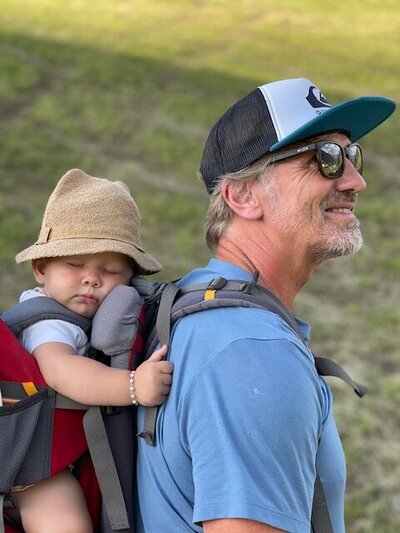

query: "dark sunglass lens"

left=348, top=144, right=363, bottom=174
left=319, top=143, right=343, bottom=177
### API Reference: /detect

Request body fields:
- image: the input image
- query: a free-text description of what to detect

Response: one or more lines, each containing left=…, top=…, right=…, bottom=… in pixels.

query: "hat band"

left=37, top=224, right=142, bottom=247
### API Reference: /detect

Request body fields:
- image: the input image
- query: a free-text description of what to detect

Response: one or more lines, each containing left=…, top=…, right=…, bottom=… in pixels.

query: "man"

left=136, top=78, right=396, bottom=532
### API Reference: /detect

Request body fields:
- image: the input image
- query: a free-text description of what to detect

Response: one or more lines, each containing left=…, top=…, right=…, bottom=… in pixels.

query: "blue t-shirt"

left=136, top=259, right=346, bottom=532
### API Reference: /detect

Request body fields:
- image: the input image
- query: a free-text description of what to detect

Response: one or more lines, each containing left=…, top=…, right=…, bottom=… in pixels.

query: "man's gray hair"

left=199, top=154, right=276, bottom=249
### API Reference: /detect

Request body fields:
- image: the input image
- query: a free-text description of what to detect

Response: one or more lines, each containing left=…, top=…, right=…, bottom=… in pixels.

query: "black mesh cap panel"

left=200, top=88, right=278, bottom=193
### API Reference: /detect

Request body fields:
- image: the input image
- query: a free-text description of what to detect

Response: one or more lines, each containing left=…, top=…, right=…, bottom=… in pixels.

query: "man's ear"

left=32, top=259, right=47, bottom=284
left=221, top=180, right=263, bottom=220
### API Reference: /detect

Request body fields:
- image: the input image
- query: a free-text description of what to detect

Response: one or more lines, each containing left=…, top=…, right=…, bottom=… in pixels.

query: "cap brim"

left=16, top=239, right=162, bottom=275
left=270, top=96, right=396, bottom=152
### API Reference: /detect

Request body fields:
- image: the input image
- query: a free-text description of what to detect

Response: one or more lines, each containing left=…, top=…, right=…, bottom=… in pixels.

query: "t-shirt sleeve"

left=179, top=337, right=323, bottom=532
left=20, top=319, right=89, bottom=355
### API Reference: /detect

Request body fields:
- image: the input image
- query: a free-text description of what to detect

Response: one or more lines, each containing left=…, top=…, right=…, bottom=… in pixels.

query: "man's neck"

left=215, top=235, right=315, bottom=310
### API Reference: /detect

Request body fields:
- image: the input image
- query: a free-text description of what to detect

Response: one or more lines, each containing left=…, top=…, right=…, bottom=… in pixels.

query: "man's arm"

left=204, top=518, right=285, bottom=532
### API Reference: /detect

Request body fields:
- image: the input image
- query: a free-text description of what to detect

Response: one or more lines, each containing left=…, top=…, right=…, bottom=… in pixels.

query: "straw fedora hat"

left=16, top=168, right=161, bottom=275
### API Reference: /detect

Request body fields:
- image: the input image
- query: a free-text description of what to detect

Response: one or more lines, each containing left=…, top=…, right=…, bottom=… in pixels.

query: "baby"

left=11, top=168, right=173, bottom=532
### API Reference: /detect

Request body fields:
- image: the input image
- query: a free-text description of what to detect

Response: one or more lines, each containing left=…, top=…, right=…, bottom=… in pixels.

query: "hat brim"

left=15, top=239, right=161, bottom=275
left=270, top=96, right=396, bottom=152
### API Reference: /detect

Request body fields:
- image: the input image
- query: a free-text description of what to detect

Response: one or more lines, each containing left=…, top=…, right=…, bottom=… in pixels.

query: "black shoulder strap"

left=314, top=356, right=367, bottom=398
left=312, top=474, right=334, bottom=532
left=1, top=297, right=92, bottom=335
left=137, top=283, right=180, bottom=447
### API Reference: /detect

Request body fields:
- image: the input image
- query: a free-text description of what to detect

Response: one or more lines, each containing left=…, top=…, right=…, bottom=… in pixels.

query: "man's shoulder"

left=174, top=299, right=302, bottom=344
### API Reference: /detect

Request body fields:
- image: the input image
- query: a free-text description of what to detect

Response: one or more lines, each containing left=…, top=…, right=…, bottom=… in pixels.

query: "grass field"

left=0, top=1, right=399, bottom=531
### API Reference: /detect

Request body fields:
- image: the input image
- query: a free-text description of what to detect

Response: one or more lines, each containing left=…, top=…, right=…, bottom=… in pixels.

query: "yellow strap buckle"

left=22, top=382, right=39, bottom=396
left=204, top=289, right=216, bottom=301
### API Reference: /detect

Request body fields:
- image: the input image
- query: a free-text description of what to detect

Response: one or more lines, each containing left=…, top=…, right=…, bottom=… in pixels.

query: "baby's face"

left=32, top=252, right=134, bottom=317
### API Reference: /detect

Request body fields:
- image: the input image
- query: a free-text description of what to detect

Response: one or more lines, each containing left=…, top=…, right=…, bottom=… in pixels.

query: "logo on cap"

left=306, top=86, right=331, bottom=109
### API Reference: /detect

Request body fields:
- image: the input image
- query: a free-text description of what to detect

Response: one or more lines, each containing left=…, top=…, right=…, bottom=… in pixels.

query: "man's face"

left=261, top=133, right=367, bottom=264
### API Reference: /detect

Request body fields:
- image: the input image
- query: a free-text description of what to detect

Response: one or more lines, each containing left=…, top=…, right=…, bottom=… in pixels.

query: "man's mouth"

left=325, top=206, right=354, bottom=214
left=322, top=192, right=357, bottom=216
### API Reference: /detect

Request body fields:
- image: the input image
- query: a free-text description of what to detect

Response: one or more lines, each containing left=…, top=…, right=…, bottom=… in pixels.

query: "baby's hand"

left=134, top=345, right=173, bottom=406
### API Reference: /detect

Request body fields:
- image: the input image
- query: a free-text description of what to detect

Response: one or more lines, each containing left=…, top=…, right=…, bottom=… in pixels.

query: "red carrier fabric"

left=0, top=319, right=101, bottom=531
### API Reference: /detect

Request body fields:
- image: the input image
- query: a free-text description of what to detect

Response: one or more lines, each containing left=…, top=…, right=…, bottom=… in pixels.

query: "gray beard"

left=310, top=193, right=363, bottom=264
left=309, top=218, right=363, bottom=265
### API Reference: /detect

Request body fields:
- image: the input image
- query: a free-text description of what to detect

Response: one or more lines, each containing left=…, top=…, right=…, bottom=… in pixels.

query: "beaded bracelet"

left=129, top=370, right=139, bottom=406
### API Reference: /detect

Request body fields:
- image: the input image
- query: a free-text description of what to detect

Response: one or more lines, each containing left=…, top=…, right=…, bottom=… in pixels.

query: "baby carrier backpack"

left=0, top=290, right=141, bottom=533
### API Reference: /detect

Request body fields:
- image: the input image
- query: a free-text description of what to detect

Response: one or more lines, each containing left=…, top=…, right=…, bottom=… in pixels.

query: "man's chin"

left=311, top=231, right=363, bottom=263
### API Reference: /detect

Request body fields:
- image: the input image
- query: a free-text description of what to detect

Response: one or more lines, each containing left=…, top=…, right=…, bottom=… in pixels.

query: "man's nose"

left=336, top=159, right=367, bottom=193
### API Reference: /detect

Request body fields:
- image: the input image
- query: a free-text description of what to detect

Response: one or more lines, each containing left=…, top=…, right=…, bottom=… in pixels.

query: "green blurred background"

left=0, top=1, right=399, bottom=531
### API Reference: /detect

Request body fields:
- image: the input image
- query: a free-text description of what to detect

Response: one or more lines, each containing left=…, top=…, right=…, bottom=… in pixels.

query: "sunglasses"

left=268, top=141, right=363, bottom=179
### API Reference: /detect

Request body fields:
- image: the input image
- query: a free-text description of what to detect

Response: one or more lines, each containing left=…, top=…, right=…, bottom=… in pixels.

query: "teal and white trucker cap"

left=200, top=78, right=396, bottom=193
